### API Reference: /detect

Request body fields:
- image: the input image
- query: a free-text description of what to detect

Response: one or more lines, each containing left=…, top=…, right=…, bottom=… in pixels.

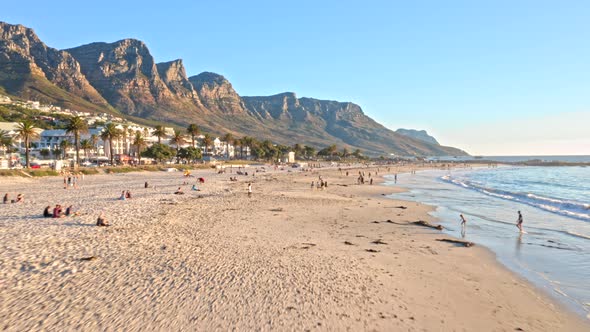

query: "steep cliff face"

left=156, top=59, right=200, bottom=101
left=66, top=39, right=181, bottom=117
left=0, top=22, right=108, bottom=108
left=189, top=72, right=246, bottom=114
left=395, top=129, right=439, bottom=145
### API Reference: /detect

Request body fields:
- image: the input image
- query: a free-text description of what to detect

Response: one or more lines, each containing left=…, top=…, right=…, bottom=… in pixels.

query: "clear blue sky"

left=3, top=0, right=589, bottom=155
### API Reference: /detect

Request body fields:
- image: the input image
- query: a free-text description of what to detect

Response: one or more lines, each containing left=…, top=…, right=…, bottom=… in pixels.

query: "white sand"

left=0, top=166, right=587, bottom=330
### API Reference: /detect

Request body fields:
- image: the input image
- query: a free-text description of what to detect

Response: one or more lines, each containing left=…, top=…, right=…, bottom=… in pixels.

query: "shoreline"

left=379, top=169, right=590, bottom=324
left=0, top=165, right=587, bottom=330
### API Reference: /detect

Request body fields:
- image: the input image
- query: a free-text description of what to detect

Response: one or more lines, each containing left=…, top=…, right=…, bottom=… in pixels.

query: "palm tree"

left=80, top=139, right=93, bottom=162
left=233, top=138, right=242, bottom=159
left=327, top=144, right=338, bottom=158
left=153, top=125, right=166, bottom=144
left=100, top=123, right=122, bottom=166
left=223, top=133, right=233, bottom=159
left=241, top=136, right=254, bottom=159
left=170, top=129, right=185, bottom=163
left=342, top=147, right=349, bottom=159
left=15, top=120, right=39, bottom=168
left=304, top=145, right=316, bottom=159
left=352, top=149, right=362, bottom=159
left=60, top=139, right=71, bottom=160
left=90, top=134, right=99, bottom=163
left=132, top=132, right=147, bottom=165
left=186, top=124, right=200, bottom=148
left=65, top=116, right=88, bottom=166
left=0, top=130, right=14, bottom=155
left=120, top=124, right=129, bottom=155
left=202, top=133, right=213, bottom=156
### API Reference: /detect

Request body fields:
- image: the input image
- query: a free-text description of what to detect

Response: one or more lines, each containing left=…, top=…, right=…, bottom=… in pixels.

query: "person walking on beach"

left=247, top=182, right=252, bottom=197
left=460, top=214, right=467, bottom=227
left=394, top=173, right=397, bottom=184
left=516, top=211, right=524, bottom=233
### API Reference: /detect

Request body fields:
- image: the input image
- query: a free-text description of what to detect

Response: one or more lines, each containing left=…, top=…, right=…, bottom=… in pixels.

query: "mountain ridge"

left=0, top=21, right=467, bottom=156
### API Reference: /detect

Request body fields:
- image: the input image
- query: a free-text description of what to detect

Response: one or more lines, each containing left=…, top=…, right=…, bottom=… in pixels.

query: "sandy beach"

left=0, top=165, right=587, bottom=331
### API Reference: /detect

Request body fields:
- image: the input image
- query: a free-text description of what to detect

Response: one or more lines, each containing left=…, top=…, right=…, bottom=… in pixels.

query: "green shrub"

left=79, top=168, right=100, bottom=175
left=0, top=169, right=17, bottom=176
left=27, top=169, right=59, bottom=177
left=104, top=167, right=137, bottom=174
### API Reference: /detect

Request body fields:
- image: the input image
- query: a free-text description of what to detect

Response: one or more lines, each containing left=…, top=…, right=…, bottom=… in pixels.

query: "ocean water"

left=428, top=155, right=590, bottom=163
left=387, top=166, right=590, bottom=319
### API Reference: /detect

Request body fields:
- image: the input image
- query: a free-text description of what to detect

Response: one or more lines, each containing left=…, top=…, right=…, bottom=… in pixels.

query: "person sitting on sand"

left=65, top=205, right=80, bottom=217
left=53, top=204, right=64, bottom=218
left=119, top=191, right=126, bottom=200
left=96, top=212, right=109, bottom=227
left=191, top=184, right=200, bottom=191
left=174, top=187, right=184, bottom=195
left=16, top=193, right=24, bottom=203
left=3, top=193, right=8, bottom=204
left=43, top=206, right=52, bottom=218
left=125, top=190, right=132, bottom=199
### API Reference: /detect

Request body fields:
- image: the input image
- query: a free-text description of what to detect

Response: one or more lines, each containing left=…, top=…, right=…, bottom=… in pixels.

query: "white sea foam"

left=441, top=176, right=590, bottom=222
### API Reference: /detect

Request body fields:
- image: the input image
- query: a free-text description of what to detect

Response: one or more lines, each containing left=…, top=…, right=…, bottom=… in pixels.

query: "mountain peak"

left=395, top=128, right=440, bottom=145
left=188, top=72, right=245, bottom=114
left=189, top=72, right=229, bottom=87
left=157, top=59, right=188, bottom=82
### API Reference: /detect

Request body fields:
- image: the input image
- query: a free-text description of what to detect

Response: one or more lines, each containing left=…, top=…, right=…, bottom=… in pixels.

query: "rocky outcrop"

left=156, top=59, right=199, bottom=100
left=395, top=129, right=439, bottom=145
left=189, top=72, right=246, bottom=114
left=0, top=22, right=108, bottom=108
left=66, top=39, right=180, bottom=117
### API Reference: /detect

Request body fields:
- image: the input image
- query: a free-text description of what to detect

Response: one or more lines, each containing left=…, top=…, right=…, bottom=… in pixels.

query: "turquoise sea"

left=388, top=165, right=590, bottom=319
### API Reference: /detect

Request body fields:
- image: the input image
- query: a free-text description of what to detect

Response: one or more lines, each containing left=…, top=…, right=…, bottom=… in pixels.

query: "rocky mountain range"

left=0, top=21, right=467, bottom=156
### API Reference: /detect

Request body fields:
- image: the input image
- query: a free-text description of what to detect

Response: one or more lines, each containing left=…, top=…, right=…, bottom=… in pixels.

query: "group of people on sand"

left=62, top=170, right=83, bottom=189
left=43, top=204, right=79, bottom=218
left=311, top=176, right=328, bottom=190
left=119, top=190, right=132, bottom=200
left=4, top=193, right=24, bottom=204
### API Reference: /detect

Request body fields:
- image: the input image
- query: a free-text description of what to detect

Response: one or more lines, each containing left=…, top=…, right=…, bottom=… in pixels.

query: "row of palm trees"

left=4, top=117, right=354, bottom=169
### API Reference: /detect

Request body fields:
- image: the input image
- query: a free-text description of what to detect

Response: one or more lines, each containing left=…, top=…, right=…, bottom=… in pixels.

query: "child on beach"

left=119, top=191, right=126, bottom=200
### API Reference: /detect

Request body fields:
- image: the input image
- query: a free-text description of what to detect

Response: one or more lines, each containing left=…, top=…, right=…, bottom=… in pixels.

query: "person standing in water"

left=460, top=214, right=467, bottom=227
left=516, top=211, right=524, bottom=233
